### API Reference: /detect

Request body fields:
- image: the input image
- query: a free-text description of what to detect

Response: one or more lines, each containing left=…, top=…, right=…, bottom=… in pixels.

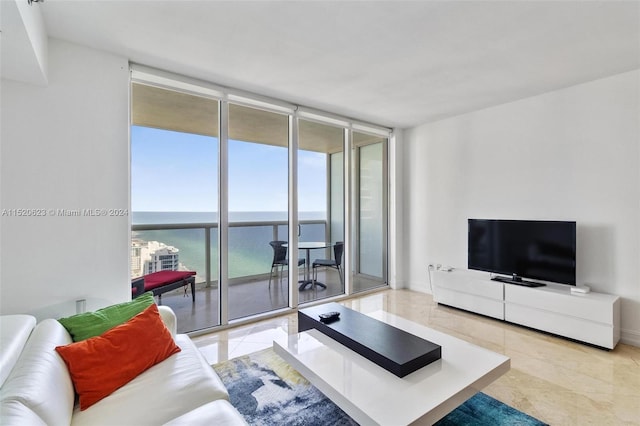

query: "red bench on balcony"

left=131, top=270, right=196, bottom=304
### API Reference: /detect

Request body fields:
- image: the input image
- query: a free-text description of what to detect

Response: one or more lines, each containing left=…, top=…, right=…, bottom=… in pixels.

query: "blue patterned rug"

left=212, top=347, right=548, bottom=426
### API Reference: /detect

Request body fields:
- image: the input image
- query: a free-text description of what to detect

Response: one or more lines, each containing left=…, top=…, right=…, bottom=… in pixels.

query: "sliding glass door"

left=130, top=82, right=220, bottom=332
left=352, top=131, right=388, bottom=292
left=227, top=103, right=290, bottom=319
left=298, top=119, right=345, bottom=303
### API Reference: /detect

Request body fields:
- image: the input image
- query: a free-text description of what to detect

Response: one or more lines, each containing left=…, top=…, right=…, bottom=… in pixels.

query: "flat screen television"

left=468, top=219, right=576, bottom=287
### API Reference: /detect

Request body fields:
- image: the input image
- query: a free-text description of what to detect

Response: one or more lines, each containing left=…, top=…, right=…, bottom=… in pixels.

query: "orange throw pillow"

left=55, top=303, right=181, bottom=410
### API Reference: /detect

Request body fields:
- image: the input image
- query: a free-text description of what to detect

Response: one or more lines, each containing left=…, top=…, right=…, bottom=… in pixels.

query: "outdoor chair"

left=312, top=241, right=344, bottom=287
left=269, top=240, right=305, bottom=288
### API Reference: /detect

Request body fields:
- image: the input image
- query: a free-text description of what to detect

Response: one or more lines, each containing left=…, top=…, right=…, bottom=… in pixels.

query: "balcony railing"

left=132, top=219, right=328, bottom=287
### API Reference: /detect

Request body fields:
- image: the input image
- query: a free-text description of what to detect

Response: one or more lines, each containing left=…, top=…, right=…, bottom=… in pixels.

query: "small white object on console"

left=570, top=285, right=591, bottom=294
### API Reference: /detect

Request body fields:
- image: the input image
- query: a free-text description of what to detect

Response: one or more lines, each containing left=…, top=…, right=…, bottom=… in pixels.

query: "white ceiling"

left=37, top=0, right=640, bottom=128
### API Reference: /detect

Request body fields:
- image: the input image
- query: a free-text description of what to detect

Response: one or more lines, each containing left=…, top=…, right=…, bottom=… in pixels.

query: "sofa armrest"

left=157, top=306, right=177, bottom=337
left=0, top=315, right=37, bottom=387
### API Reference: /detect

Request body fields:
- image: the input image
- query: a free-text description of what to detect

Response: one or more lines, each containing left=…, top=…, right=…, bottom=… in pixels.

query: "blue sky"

left=131, top=126, right=327, bottom=212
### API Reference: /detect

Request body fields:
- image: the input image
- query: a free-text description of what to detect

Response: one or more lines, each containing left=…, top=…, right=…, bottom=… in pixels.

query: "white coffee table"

left=273, top=310, right=510, bottom=426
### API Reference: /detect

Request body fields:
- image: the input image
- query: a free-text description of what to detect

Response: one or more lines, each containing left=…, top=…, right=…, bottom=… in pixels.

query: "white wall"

left=1, top=39, right=130, bottom=319
left=402, top=70, right=640, bottom=346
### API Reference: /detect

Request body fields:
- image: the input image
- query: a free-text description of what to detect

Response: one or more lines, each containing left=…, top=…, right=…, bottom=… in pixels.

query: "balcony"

left=132, top=218, right=363, bottom=334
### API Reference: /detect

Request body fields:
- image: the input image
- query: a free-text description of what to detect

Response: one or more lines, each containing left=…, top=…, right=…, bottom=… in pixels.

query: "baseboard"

left=620, top=328, right=640, bottom=348
left=406, top=281, right=432, bottom=295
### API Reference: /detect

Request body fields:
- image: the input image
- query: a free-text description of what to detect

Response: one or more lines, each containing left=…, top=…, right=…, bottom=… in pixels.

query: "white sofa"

left=0, top=307, right=246, bottom=425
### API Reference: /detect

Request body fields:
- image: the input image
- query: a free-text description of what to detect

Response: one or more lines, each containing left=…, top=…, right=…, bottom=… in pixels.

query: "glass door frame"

left=288, top=114, right=300, bottom=308
left=223, top=96, right=298, bottom=321
left=351, top=130, right=389, bottom=290
left=295, top=115, right=350, bottom=302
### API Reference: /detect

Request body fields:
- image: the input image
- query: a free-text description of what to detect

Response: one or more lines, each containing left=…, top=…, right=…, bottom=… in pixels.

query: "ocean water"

left=133, top=211, right=325, bottom=224
left=132, top=211, right=327, bottom=280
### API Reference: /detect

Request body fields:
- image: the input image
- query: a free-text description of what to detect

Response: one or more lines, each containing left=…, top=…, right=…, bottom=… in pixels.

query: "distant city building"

left=131, top=240, right=180, bottom=277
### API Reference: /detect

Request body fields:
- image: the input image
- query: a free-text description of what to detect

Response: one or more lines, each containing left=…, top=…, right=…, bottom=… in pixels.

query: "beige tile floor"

left=193, top=289, right=640, bottom=425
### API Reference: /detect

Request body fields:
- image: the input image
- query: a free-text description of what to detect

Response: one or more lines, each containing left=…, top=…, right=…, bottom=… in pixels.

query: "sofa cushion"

left=58, top=292, right=155, bottom=341
left=56, top=304, right=181, bottom=410
left=135, top=270, right=196, bottom=292
left=71, top=334, right=229, bottom=426
left=0, top=315, right=36, bottom=387
left=163, top=400, right=248, bottom=426
left=0, top=319, right=74, bottom=426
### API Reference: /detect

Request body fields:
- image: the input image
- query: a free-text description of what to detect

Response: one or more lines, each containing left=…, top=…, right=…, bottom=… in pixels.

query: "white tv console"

left=432, top=269, right=620, bottom=349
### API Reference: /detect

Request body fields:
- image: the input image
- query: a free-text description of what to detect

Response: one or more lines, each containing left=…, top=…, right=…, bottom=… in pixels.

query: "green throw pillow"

left=58, top=292, right=155, bottom=341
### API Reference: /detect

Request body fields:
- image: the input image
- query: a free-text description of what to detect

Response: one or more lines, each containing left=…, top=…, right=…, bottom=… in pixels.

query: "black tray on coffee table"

left=298, top=303, right=441, bottom=377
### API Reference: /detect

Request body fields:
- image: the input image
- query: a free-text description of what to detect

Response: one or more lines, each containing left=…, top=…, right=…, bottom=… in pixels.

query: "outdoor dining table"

left=283, top=241, right=331, bottom=290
